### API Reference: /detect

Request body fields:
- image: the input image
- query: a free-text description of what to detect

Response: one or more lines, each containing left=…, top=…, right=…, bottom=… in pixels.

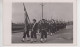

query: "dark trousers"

left=50, top=28, right=55, bottom=33
left=41, top=30, right=47, bottom=38
left=31, top=31, right=37, bottom=38
left=23, top=30, right=30, bottom=38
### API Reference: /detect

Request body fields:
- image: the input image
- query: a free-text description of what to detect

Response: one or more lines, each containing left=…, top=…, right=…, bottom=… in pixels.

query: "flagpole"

left=23, top=3, right=30, bottom=23
left=42, top=3, right=43, bottom=19
left=23, top=3, right=31, bottom=32
left=41, top=3, right=44, bottom=19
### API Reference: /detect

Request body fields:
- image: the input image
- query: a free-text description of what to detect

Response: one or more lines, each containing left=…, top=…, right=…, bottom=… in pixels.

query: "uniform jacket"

left=32, top=23, right=38, bottom=32
left=39, top=23, right=47, bottom=31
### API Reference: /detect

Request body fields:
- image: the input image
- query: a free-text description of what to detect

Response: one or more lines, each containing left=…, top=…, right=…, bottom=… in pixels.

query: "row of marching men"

left=38, top=19, right=66, bottom=36
left=21, top=19, right=66, bottom=43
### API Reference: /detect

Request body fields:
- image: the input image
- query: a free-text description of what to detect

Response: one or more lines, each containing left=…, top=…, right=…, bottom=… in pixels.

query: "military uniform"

left=39, top=19, right=47, bottom=42
left=49, top=21, right=56, bottom=36
left=30, top=20, right=38, bottom=43
left=31, top=23, right=38, bottom=39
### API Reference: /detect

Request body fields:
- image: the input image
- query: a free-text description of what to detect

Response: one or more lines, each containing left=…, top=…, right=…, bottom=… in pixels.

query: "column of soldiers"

left=21, top=19, right=66, bottom=43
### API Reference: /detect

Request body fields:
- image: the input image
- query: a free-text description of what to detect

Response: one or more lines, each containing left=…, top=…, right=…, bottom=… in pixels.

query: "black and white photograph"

left=12, top=2, right=73, bottom=43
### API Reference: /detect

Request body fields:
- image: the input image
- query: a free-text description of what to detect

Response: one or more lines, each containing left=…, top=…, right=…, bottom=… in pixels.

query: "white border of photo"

left=3, top=0, right=77, bottom=46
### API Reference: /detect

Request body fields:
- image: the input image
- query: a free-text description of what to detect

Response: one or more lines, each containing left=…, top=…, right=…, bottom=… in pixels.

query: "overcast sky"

left=12, top=3, right=73, bottom=23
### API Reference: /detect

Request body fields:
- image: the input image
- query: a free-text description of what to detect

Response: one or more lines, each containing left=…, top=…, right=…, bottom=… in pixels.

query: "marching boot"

left=44, top=38, right=47, bottom=42
left=30, top=38, right=33, bottom=43
left=47, top=32, right=49, bottom=35
left=50, top=33, right=53, bottom=36
left=34, top=38, right=37, bottom=42
left=40, top=38, right=44, bottom=43
left=21, top=38, right=25, bottom=42
left=27, top=37, right=30, bottom=41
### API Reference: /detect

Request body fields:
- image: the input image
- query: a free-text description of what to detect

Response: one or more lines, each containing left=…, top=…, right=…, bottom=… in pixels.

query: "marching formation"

left=21, top=3, right=67, bottom=43
left=21, top=19, right=66, bottom=43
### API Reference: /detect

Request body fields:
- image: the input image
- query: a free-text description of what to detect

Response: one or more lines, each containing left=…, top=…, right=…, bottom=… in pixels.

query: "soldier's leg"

left=44, top=31, right=47, bottom=38
left=42, top=31, right=47, bottom=42
left=50, top=29, right=53, bottom=36
left=31, top=31, right=34, bottom=38
left=23, top=31, right=26, bottom=38
left=22, top=31, right=27, bottom=42
left=34, top=32, right=37, bottom=42
left=31, top=31, right=34, bottom=43
left=49, top=28, right=51, bottom=35
left=26, top=30, right=30, bottom=38
left=41, top=31, right=44, bottom=38
left=40, top=31, right=44, bottom=42
left=53, top=28, right=55, bottom=33
left=26, top=30, right=30, bottom=41
left=34, top=32, right=37, bottom=38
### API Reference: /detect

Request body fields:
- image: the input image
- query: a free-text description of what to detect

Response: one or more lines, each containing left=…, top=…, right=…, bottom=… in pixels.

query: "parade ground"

left=12, top=25, right=73, bottom=43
